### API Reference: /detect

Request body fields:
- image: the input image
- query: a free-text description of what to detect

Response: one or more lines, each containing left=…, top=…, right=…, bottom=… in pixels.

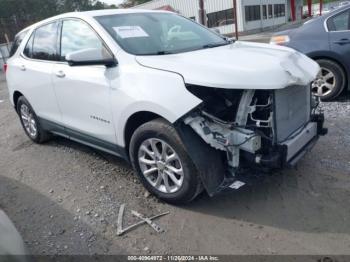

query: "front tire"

left=129, top=119, right=202, bottom=204
left=16, top=96, right=51, bottom=143
left=312, top=59, right=346, bottom=101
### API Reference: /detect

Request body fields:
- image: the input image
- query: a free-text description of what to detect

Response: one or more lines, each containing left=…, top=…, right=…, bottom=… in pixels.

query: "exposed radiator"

left=274, top=85, right=311, bottom=143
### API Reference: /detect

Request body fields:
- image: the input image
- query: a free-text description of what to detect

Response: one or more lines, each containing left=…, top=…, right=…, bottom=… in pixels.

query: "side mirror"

left=226, top=37, right=235, bottom=42
left=210, top=28, right=221, bottom=35
left=65, top=48, right=117, bottom=67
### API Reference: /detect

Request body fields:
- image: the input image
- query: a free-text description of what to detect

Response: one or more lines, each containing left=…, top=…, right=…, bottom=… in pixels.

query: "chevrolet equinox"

left=5, top=10, right=327, bottom=203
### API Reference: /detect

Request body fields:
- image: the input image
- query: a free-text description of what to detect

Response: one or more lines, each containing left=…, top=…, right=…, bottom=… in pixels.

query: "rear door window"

left=23, top=33, right=34, bottom=58
left=32, top=22, right=60, bottom=61
left=327, top=11, right=350, bottom=31
left=9, top=30, right=28, bottom=57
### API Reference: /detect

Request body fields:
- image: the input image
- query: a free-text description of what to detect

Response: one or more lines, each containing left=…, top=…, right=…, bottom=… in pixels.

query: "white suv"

left=5, top=10, right=327, bottom=203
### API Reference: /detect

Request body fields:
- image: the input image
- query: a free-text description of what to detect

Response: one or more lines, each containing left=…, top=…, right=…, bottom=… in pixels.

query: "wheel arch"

left=13, top=91, right=24, bottom=110
left=123, top=111, right=166, bottom=154
left=308, top=53, right=348, bottom=83
left=310, top=54, right=347, bottom=70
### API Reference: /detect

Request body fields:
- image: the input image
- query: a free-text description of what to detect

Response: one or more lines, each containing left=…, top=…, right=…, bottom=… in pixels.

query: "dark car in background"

left=271, top=5, right=350, bottom=100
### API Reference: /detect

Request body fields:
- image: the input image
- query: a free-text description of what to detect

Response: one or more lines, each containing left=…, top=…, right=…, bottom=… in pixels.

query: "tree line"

left=0, top=0, right=153, bottom=42
left=119, top=0, right=153, bottom=8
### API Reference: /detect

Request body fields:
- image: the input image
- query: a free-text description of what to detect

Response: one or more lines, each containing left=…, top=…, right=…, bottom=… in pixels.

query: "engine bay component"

left=184, top=115, right=261, bottom=153
left=184, top=90, right=262, bottom=171
left=274, top=85, right=311, bottom=142
left=248, top=92, right=273, bottom=128
left=183, top=85, right=326, bottom=191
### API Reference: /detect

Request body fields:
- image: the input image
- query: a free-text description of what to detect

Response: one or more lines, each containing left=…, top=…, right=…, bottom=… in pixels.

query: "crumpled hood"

left=136, top=41, right=320, bottom=90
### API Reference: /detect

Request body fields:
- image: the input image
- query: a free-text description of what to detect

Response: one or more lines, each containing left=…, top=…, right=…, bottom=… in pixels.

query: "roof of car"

left=79, top=8, right=169, bottom=17
left=18, top=9, right=169, bottom=34
left=322, top=4, right=350, bottom=19
left=298, top=4, right=350, bottom=28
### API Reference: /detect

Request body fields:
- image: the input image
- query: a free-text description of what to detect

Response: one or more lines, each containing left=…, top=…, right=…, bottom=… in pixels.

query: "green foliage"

left=136, top=0, right=153, bottom=3
left=0, top=0, right=115, bottom=42
left=119, top=0, right=153, bottom=7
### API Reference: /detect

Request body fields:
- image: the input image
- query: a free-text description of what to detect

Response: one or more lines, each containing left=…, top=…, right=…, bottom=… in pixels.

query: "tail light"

left=3, top=64, right=7, bottom=73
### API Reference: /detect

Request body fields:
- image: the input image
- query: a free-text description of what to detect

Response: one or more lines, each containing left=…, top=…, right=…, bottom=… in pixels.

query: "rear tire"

left=312, top=59, right=346, bottom=101
left=129, top=119, right=203, bottom=204
left=16, top=96, right=51, bottom=144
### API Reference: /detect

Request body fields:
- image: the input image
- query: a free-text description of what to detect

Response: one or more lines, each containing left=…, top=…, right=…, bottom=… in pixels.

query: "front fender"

left=307, top=50, right=349, bottom=74
left=117, top=101, right=180, bottom=147
left=111, top=64, right=202, bottom=147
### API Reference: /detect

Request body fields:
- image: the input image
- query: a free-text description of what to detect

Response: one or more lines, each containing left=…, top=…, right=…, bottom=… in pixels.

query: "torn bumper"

left=256, top=114, right=326, bottom=170
left=232, top=114, right=326, bottom=194
left=187, top=113, right=325, bottom=196
left=181, top=114, right=325, bottom=197
left=178, top=86, right=326, bottom=196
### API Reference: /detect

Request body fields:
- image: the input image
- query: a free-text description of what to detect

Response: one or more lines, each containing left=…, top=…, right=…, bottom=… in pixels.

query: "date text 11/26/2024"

left=127, top=255, right=220, bottom=261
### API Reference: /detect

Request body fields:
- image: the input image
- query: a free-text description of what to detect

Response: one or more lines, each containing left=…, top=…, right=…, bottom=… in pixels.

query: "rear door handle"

left=55, top=70, right=66, bottom=78
left=20, top=65, right=26, bottom=71
left=334, top=38, right=350, bottom=45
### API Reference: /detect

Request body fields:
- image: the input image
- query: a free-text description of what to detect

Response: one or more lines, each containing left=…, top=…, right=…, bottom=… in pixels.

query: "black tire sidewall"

left=129, top=119, right=201, bottom=204
left=316, top=59, right=346, bottom=101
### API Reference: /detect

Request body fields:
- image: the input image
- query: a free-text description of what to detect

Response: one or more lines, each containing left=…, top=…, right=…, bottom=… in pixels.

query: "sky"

left=101, top=0, right=124, bottom=5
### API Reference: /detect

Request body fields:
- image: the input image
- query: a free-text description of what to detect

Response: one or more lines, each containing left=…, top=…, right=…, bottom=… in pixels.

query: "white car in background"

left=167, top=25, right=199, bottom=41
left=4, top=10, right=327, bottom=203
left=0, top=210, right=26, bottom=259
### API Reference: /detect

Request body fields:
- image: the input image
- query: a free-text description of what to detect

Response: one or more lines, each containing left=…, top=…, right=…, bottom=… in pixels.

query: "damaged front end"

left=177, top=84, right=327, bottom=196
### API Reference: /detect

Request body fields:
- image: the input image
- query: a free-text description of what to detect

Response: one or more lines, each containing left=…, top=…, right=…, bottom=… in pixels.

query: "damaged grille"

left=274, top=85, right=311, bottom=143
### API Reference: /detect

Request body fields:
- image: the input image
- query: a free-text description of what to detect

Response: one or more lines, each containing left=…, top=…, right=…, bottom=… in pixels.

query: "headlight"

left=270, top=35, right=290, bottom=45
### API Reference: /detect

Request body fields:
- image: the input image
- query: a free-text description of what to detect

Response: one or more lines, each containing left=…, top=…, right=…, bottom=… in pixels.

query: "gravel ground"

left=322, top=100, right=350, bottom=118
left=1, top=72, right=350, bottom=255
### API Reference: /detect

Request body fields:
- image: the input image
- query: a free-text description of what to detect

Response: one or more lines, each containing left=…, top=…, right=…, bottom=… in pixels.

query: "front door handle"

left=334, top=38, right=350, bottom=45
left=55, top=70, right=66, bottom=78
left=20, top=65, right=26, bottom=71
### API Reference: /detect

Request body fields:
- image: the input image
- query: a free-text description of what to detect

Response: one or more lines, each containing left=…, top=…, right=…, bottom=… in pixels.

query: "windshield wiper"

left=156, top=51, right=174, bottom=55
left=202, top=42, right=231, bottom=49
left=225, top=37, right=235, bottom=43
left=138, top=50, right=174, bottom=56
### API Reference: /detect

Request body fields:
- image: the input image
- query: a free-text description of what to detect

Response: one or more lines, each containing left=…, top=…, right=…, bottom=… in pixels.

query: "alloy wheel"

left=138, top=138, right=184, bottom=194
left=20, top=104, right=37, bottom=138
left=311, top=67, right=336, bottom=97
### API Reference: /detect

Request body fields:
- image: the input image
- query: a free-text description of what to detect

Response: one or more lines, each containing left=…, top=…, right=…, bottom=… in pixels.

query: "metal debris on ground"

left=117, top=204, right=169, bottom=236
left=131, top=210, right=165, bottom=233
